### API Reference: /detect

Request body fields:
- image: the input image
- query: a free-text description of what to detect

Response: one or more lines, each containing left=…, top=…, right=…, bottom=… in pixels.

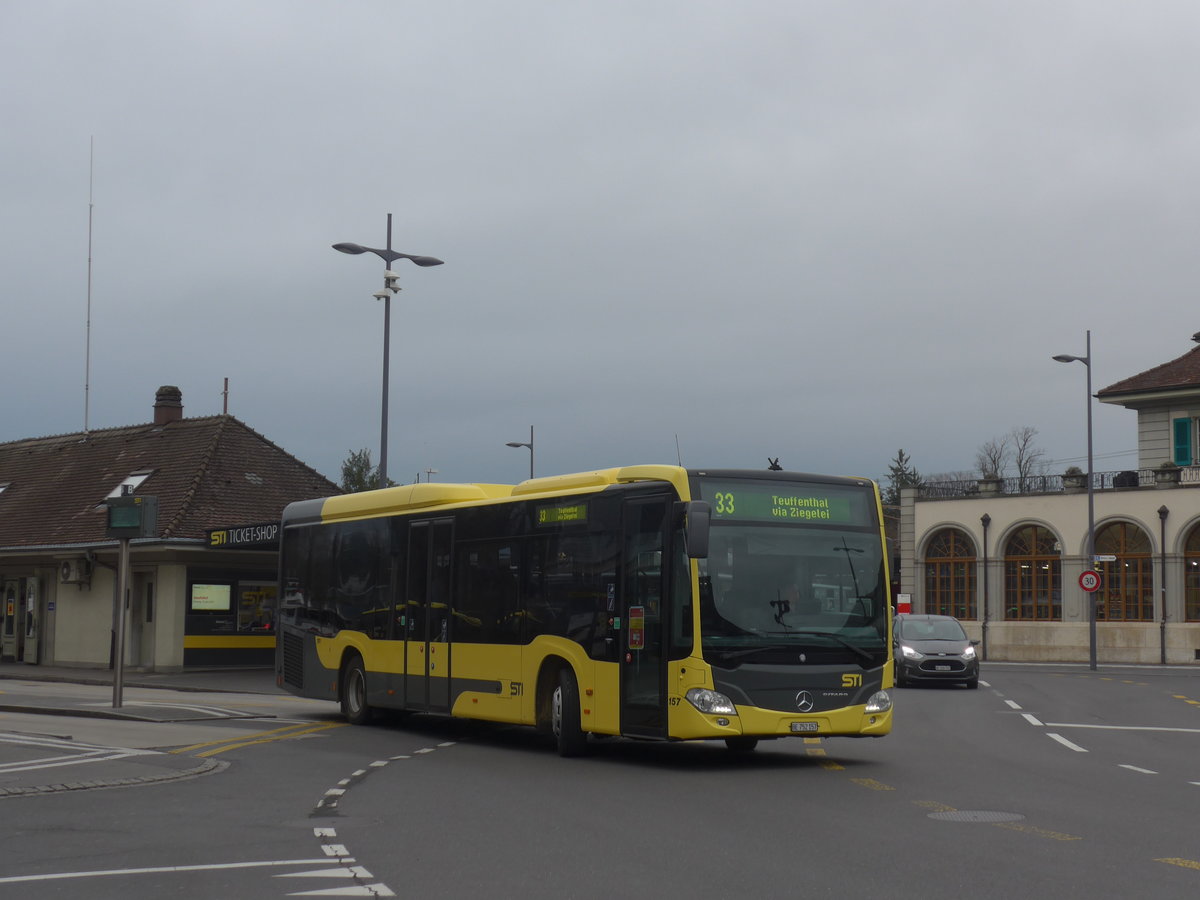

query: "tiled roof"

left=0, top=415, right=340, bottom=548
left=1097, top=338, right=1200, bottom=398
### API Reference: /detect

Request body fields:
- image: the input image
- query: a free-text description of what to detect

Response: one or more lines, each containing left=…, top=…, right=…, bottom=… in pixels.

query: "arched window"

left=1003, top=525, right=1062, bottom=620
left=1183, top=524, right=1200, bottom=623
left=1095, top=522, right=1153, bottom=621
left=923, top=528, right=976, bottom=619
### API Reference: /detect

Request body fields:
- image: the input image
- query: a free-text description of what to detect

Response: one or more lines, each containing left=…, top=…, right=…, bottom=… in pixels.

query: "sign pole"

left=113, top=536, right=129, bottom=708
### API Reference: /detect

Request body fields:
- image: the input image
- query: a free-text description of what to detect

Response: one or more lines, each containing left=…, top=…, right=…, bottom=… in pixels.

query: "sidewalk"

left=0, top=662, right=287, bottom=798
left=0, top=660, right=278, bottom=700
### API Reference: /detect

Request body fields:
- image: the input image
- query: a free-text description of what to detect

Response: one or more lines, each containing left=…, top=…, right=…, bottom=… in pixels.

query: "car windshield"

left=697, top=522, right=888, bottom=667
left=899, top=618, right=966, bottom=641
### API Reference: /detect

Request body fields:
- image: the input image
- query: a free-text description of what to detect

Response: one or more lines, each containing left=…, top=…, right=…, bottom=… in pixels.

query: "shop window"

left=1003, top=525, right=1062, bottom=621
left=1095, top=522, right=1153, bottom=621
left=1183, top=524, right=1200, bottom=622
left=923, top=528, right=976, bottom=619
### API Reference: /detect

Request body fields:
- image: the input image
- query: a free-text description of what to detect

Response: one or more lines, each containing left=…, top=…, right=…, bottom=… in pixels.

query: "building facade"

left=899, top=334, right=1200, bottom=665
left=0, top=386, right=339, bottom=670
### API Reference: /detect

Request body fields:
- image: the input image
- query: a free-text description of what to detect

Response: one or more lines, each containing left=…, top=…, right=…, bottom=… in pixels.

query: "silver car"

left=893, top=614, right=979, bottom=688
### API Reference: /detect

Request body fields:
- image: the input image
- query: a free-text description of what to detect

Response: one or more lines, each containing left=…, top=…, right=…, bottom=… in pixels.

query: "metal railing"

left=914, top=467, right=1193, bottom=500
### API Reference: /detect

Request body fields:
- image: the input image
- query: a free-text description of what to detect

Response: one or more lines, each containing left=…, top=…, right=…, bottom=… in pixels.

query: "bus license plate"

left=790, top=722, right=819, bottom=733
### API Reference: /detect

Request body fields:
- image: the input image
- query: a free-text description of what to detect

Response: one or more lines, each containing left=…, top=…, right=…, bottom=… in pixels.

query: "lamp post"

left=333, top=214, right=443, bottom=490
left=1053, top=330, right=1096, bottom=670
left=1158, top=504, right=1169, bottom=665
left=506, top=426, right=534, bottom=479
left=980, top=513, right=991, bottom=662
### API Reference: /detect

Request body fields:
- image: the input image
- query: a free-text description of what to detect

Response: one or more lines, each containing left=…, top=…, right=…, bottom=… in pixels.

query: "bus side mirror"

left=683, top=501, right=710, bottom=559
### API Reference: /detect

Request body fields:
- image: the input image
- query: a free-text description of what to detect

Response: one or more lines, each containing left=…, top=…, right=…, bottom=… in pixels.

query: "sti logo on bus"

left=842, top=673, right=863, bottom=688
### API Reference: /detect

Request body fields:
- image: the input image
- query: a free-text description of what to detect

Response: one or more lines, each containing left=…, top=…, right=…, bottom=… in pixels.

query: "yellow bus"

left=276, top=465, right=893, bottom=755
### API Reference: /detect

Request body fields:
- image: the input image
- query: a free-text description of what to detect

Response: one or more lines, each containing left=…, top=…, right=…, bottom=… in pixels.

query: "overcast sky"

left=5, top=1, right=1199, bottom=490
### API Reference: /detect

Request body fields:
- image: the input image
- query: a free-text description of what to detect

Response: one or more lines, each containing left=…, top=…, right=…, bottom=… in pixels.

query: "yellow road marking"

left=995, top=822, right=1081, bottom=841
left=170, top=722, right=346, bottom=757
left=914, top=800, right=957, bottom=813
left=1158, top=858, right=1200, bottom=871
left=851, top=778, right=895, bottom=791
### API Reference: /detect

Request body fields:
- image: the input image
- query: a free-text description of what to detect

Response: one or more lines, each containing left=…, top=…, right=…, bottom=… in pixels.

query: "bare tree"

left=976, top=436, right=1010, bottom=478
left=1010, top=425, right=1046, bottom=483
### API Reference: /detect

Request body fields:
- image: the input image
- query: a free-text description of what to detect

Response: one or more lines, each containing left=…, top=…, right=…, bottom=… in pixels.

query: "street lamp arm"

left=332, top=242, right=444, bottom=267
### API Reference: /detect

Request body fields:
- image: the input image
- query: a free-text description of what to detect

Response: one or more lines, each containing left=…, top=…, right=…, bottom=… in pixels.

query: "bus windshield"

left=694, top=477, right=888, bottom=668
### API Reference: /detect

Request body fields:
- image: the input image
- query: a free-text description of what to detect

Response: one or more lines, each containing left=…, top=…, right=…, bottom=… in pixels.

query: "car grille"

left=918, top=658, right=966, bottom=674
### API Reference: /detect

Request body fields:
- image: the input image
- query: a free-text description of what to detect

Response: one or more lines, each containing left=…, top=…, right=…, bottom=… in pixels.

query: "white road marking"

left=0, top=733, right=158, bottom=773
left=1021, top=713, right=1043, bottom=727
left=1045, top=723, right=1200, bottom=734
left=83, top=700, right=251, bottom=717
left=277, top=866, right=375, bottom=879
left=1046, top=733, right=1088, bottom=752
left=287, top=886, right=395, bottom=897
left=1119, top=764, right=1158, bottom=775
left=1005, top=700, right=1021, bottom=710
left=0, top=859, right=352, bottom=884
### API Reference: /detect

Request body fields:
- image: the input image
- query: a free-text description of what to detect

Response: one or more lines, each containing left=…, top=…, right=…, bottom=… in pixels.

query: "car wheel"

left=965, top=675, right=979, bottom=689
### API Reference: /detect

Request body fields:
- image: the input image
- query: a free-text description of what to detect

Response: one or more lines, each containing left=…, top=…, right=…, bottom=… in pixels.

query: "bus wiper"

left=767, top=630, right=877, bottom=666
left=708, top=644, right=801, bottom=664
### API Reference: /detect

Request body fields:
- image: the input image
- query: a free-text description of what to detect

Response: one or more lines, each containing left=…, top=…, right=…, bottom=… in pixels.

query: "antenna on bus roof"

left=675, top=434, right=684, bottom=467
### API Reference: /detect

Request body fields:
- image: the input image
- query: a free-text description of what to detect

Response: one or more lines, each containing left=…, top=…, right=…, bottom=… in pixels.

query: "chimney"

left=154, top=385, right=184, bottom=425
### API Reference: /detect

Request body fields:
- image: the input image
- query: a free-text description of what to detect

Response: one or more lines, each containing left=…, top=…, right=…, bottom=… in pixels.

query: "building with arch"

left=899, top=334, right=1200, bottom=664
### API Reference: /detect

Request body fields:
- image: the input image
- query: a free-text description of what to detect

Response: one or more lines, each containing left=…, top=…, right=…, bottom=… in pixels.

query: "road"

left=2, top=666, right=1199, bottom=898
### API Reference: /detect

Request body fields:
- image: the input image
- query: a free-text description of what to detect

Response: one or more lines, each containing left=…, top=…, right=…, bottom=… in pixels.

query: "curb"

left=0, top=757, right=229, bottom=799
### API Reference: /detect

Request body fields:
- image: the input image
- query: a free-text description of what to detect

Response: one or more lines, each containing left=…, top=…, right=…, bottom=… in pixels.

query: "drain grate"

left=929, top=810, right=1026, bottom=824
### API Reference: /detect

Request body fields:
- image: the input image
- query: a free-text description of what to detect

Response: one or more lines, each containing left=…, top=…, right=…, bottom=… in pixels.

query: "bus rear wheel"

left=340, top=655, right=373, bottom=726
left=552, top=670, right=588, bottom=757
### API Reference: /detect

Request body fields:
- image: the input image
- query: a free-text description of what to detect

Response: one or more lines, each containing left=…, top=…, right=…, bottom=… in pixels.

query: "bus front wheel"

left=725, top=737, right=758, bottom=753
left=552, top=670, right=588, bottom=757
left=340, top=656, right=373, bottom=726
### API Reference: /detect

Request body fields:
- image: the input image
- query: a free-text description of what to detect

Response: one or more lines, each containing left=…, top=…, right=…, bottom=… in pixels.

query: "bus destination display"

left=705, top=482, right=855, bottom=524
left=536, top=501, right=588, bottom=526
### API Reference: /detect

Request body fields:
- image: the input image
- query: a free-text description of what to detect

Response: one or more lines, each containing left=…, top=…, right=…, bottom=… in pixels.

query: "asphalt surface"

left=0, top=662, right=284, bottom=798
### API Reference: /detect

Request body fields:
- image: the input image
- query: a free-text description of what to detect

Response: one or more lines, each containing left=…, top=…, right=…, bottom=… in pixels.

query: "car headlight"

left=900, top=644, right=924, bottom=660
left=865, top=690, right=892, bottom=713
left=962, top=645, right=976, bottom=660
left=686, top=687, right=738, bottom=715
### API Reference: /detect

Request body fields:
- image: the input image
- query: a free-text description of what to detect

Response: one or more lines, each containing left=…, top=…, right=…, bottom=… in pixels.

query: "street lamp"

left=1053, top=329, right=1096, bottom=670
left=333, top=214, right=443, bottom=490
left=506, top=426, right=534, bottom=479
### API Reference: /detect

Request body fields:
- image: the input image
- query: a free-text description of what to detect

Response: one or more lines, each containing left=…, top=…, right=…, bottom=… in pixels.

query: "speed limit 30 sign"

left=1079, top=570, right=1101, bottom=592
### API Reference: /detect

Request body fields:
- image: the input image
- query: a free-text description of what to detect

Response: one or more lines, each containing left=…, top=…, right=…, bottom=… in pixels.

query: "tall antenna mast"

left=84, top=137, right=94, bottom=435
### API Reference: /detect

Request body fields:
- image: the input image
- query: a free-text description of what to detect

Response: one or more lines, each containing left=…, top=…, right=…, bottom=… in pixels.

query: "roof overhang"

left=1097, top=386, right=1200, bottom=409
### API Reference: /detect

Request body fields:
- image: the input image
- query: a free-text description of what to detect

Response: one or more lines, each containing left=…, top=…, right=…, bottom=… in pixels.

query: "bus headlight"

left=865, top=690, right=892, bottom=713
left=686, top=688, right=738, bottom=715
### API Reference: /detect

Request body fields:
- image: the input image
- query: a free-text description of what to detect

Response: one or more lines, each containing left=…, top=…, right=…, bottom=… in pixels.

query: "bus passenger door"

left=620, top=498, right=667, bottom=738
left=404, top=519, right=454, bottom=713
